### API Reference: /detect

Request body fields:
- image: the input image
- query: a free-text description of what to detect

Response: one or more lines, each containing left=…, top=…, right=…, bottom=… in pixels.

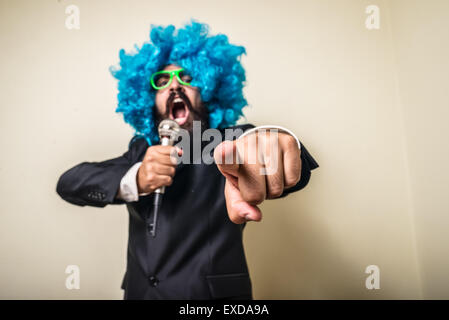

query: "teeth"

left=174, top=97, right=183, bottom=103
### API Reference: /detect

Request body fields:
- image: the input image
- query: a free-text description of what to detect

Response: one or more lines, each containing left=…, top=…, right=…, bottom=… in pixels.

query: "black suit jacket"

left=56, top=124, right=319, bottom=299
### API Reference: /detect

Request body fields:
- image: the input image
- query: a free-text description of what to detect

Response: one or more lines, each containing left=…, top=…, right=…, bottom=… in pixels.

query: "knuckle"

left=284, top=135, right=297, bottom=149
left=147, top=172, right=155, bottom=182
left=165, top=177, right=173, bottom=186
left=269, top=185, right=283, bottom=198
left=146, top=154, right=154, bottom=162
left=285, top=173, right=301, bottom=188
left=243, top=190, right=265, bottom=205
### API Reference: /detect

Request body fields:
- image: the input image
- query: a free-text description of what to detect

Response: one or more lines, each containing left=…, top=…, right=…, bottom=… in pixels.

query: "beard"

left=154, top=88, right=210, bottom=134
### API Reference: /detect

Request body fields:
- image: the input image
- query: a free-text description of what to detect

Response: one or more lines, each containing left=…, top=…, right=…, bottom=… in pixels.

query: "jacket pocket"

left=205, top=273, right=252, bottom=299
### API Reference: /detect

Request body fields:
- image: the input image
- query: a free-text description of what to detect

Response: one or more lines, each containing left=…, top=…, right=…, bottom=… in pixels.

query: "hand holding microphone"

left=137, top=119, right=180, bottom=237
left=137, top=121, right=181, bottom=195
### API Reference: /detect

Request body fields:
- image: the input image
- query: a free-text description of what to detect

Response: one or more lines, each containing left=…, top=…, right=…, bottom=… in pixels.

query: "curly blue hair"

left=109, top=20, right=248, bottom=145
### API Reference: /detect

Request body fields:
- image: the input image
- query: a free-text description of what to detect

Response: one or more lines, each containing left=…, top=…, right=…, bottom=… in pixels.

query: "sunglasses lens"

left=178, top=70, right=192, bottom=85
left=152, top=73, right=171, bottom=89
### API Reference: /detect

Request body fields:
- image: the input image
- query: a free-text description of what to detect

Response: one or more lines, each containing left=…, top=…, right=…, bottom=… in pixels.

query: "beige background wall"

left=0, top=0, right=447, bottom=299
left=388, top=0, right=449, bottom=299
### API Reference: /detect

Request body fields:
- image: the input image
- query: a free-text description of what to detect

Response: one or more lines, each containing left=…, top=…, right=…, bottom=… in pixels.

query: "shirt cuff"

left=239, top=125, right=301, bottom=150
left=117, top=162, right=143, bottom=202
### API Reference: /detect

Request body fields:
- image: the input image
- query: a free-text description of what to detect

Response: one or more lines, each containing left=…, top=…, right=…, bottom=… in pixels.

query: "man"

left=56, top=21, right=318, bottom=299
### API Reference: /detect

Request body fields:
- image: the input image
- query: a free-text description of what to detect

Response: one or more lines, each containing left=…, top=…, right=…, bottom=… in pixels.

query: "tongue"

left=174, top=106, right=186, bottom=119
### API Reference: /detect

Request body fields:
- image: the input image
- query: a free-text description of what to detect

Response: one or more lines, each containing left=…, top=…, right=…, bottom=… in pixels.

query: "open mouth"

left=169, top=97, right=190, bottom=126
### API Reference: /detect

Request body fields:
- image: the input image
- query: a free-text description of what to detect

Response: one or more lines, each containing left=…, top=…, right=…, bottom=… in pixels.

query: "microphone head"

left=158, top=119, right=180, bottom=143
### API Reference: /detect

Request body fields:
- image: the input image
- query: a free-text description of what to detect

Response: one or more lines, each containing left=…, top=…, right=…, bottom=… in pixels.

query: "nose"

left=168, top=76, right=184, bottom=93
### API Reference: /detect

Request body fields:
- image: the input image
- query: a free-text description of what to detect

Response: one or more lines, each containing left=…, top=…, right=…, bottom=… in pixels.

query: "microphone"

left=148, top=119, right=180, bottom=238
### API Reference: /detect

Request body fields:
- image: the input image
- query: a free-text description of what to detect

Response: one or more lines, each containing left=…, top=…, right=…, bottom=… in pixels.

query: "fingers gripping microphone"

left=149, top=119, right=180, bottom=238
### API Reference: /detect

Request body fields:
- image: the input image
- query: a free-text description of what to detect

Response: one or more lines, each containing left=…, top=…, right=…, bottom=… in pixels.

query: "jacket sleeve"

left=279, top=141, right=319, bottom=198
left=56, top=137, right=147, bottom=207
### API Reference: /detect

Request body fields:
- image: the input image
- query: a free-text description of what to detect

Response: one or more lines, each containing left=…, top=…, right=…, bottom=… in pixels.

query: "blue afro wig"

left=109, top=20, right=248, bottom=145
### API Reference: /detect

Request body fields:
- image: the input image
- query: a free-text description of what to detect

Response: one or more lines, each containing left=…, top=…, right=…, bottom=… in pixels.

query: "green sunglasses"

left=150, top=68, right=192, bottom=90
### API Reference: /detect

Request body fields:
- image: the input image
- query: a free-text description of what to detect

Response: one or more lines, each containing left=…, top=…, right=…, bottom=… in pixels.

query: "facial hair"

left=154, top=87, right=210, bottom=133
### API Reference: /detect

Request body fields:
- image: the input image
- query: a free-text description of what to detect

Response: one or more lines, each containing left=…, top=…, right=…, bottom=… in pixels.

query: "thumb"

left=214, top=140, right=240, bottom=178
